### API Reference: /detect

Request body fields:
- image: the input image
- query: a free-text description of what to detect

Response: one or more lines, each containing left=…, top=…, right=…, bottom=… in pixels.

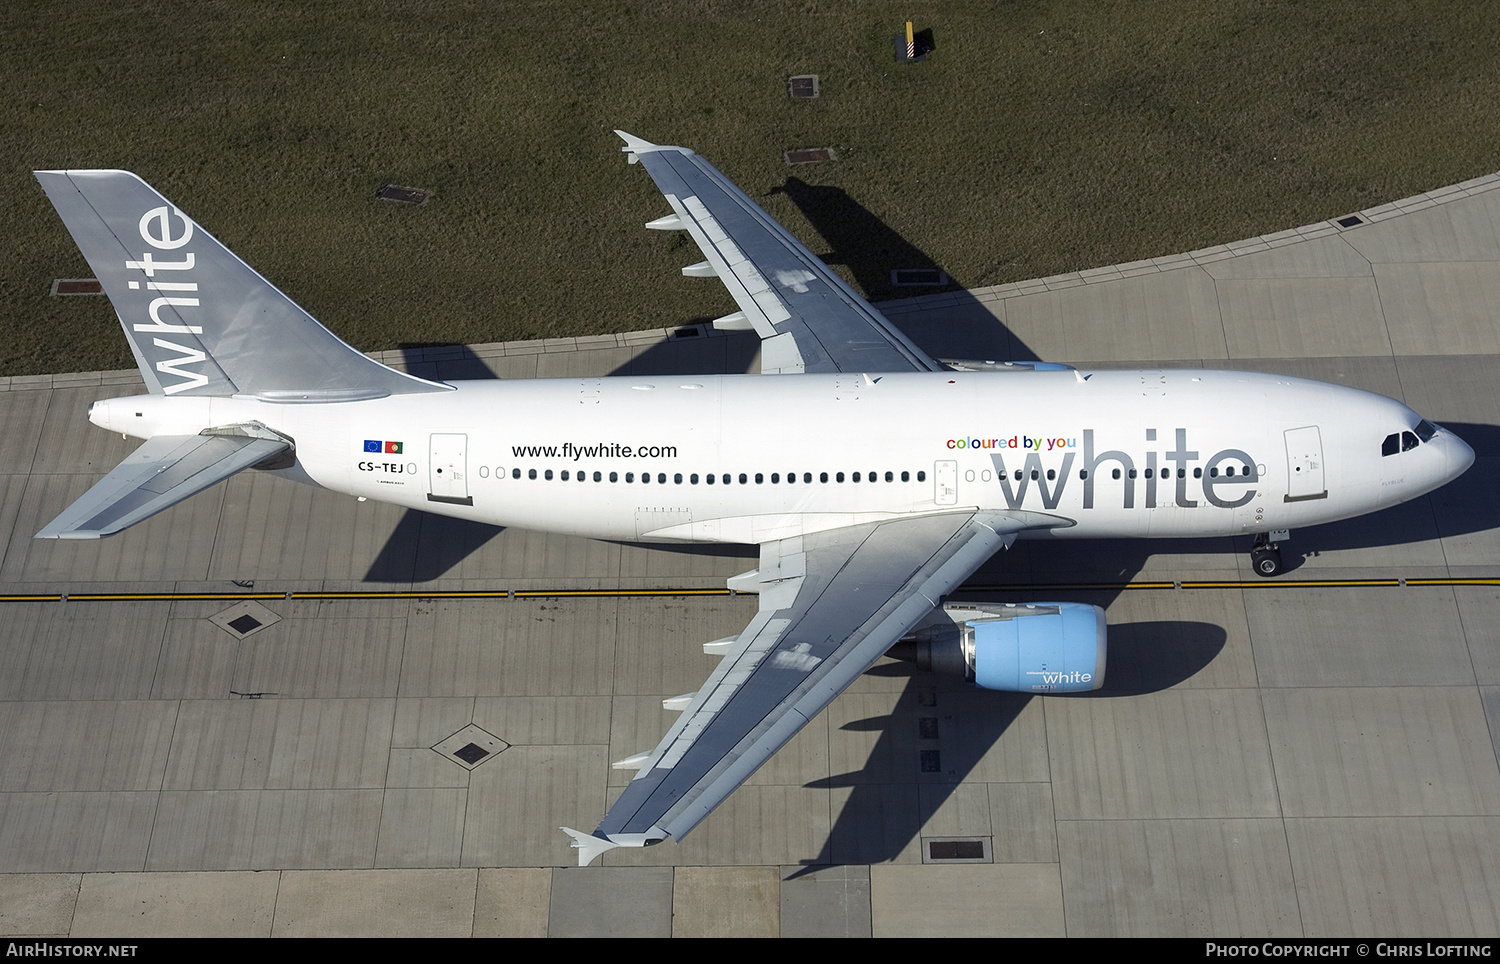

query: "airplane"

left=32, top=132, right=1474, bottom=866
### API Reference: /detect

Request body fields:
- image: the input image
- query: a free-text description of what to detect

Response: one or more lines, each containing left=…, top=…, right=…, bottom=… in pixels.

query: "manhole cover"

left=209, top=600, right=282, bottom=639
left=227, top=614, right=262, bottom=635
left=433, top=724, right=509, bottom=770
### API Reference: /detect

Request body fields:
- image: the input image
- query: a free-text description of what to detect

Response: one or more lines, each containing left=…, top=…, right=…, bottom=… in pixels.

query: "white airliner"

left=34, top=132, right=1473, bottom=866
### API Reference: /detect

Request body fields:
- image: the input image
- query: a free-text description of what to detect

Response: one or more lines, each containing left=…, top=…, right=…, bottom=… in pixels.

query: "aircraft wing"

left=616, top=131, right=944, bottom=375
left=36, top=432, right=289, bottom=539
left=563, top=510, right=1017, bottom=865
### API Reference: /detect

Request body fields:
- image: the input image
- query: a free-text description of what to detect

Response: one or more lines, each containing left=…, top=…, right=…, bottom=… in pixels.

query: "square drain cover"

left=209, top=600, right=282, bottom=639
left=924, top=837, right=992, bottom=864
left=788, top=75, right=819, bottom=98
left=434, top=724, right=509, bottom=770
left=377, top=184, right=429, bottom=204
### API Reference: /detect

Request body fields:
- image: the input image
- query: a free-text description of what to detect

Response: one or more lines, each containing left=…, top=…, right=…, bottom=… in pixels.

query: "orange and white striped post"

left=906, top=21, right=916, bottom=60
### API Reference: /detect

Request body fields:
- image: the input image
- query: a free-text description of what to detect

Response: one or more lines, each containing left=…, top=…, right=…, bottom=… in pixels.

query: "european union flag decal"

left=364, top=440, right=381, bottom=453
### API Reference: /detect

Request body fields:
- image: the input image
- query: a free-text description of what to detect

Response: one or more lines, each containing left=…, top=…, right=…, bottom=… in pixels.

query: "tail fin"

left=35, top=170, right=448, bottom=399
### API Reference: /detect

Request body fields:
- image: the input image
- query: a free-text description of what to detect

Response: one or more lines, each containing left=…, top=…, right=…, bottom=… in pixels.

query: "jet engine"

left=891, top=602, right=1106, bottom=693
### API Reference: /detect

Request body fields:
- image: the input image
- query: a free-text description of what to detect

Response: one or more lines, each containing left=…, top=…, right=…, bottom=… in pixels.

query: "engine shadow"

left=792, top=618, right=1224, bottom=870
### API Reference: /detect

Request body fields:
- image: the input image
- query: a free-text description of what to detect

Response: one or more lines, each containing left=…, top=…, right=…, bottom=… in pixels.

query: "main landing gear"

left=1250, top=530, right=1290, bottom=577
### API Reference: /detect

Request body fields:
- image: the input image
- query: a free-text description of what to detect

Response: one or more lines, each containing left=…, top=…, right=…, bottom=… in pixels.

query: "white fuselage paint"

left=88, top=368, right=1471, bottom=545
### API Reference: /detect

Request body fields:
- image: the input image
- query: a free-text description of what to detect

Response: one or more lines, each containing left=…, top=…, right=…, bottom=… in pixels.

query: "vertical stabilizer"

left=35, top=170, right=449, bottom=399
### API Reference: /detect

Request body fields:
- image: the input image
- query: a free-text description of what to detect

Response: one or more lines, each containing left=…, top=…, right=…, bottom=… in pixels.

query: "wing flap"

left=617, top=132, right=942, bottom=375
left=569, top=511, right=1017, bottom=862
left=36, top=433, right=290, bottom=539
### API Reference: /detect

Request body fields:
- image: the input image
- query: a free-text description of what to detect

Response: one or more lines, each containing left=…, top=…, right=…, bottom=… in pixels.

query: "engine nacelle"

left=893, top=602, right=1106, bottom=693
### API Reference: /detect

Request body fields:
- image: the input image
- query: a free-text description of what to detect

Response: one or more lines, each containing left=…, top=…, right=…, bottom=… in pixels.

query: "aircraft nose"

left=1442, top=428, right=1476, bottom=480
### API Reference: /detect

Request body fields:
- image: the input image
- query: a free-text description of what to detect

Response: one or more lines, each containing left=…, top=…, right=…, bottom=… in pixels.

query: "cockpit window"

left=1385, top=421, right=1440, bottom=456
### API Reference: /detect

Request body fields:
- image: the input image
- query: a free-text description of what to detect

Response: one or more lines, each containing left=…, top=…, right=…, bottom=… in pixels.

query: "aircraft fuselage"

left=89, top=367, right=1470, bottom=546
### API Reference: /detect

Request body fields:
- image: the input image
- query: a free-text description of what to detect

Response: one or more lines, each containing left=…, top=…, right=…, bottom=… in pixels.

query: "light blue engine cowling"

left=893, top=602, right=1106, bottom=693
left=970, top=603, right=1106, bottom=692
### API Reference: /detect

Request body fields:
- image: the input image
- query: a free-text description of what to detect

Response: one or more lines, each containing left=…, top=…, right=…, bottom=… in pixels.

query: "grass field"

left=5, top=1, right=1500, bottom=376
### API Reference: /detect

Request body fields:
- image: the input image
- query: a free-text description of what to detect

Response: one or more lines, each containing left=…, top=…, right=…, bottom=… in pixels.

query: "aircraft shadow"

left=363, top=509, right=506, bottom=583
left=602, top=326, right=761, bottom=377
left=363, top=345, right=508, bottom=582
left=769, top=177, right=1040, bottom=363
left=790, top=619, right=1225, bottom=870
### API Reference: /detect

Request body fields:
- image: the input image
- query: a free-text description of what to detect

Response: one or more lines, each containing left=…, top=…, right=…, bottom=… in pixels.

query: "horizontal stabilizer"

left=36, top=433, right=290, bottom=539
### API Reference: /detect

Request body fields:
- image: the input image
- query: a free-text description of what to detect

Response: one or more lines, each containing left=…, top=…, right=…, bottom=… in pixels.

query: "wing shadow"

left=769, top=177, right=1040, bottom=362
